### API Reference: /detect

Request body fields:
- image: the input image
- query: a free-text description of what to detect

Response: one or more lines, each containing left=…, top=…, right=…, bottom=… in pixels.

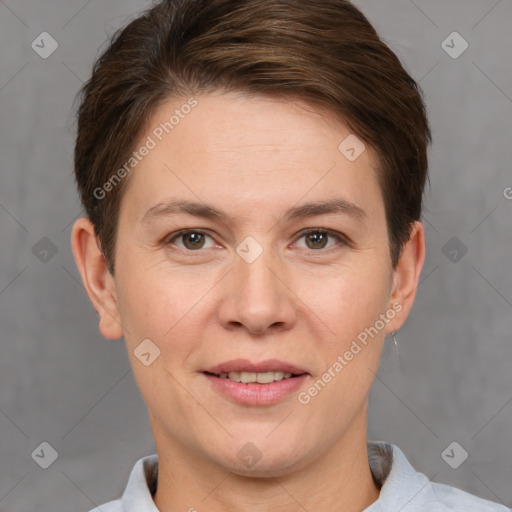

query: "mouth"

left=203, top=370, right=307, bottom=384
left=201, top=359, right=310, bottom=385
left=201, top=360, right=310, bottom=405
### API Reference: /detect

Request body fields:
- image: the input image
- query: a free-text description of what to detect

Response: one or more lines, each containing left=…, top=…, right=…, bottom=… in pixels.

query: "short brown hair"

left=73, top=0, right=431, bottom=273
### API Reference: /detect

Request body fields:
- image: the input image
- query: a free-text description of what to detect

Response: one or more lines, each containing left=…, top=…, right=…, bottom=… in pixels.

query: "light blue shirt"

left=90, top=440, right=510, bottom=511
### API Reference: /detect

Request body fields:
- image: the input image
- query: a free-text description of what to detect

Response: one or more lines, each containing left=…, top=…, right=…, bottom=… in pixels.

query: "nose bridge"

left=237, top=238, right=279, bottom=292
left=219, top=235, right=296, bottom=333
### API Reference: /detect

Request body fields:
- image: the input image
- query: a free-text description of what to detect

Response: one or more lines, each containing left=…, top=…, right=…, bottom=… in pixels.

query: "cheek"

left=115, top=267, right=201, bottom=401
left=115, top=259, right=210, bottom=355
left=116, top=276, right=160, bottom=341
left=306, top=263, right=391, bottom=345
left=302, top=271, right=388, bottom=408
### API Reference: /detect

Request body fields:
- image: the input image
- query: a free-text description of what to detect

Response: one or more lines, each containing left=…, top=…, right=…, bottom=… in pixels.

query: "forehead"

left=118, top=90, right=384, bottom=227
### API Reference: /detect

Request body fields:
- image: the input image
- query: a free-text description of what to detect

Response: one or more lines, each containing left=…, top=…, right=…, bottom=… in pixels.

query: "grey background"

left=0, top=0, right=511, bottom=510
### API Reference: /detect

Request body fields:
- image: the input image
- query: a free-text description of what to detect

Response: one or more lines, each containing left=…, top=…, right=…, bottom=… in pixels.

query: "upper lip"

left=202, top=359, right=309, bottom=375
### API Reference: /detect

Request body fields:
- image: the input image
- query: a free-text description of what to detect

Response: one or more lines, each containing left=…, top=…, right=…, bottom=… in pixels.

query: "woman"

left=70, top=1, right=509, bottom=510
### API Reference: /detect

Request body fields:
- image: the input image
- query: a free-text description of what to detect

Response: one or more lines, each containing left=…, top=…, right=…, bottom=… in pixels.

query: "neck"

left=153, top=410, right=379, bottom=512
left=152, top=409, right=380, bottom=512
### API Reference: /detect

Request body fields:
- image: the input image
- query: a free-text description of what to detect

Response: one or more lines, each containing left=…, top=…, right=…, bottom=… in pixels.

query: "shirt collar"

left=120, top=453, right=160, bottom=512
left=364, top=440, right=432, bottom=511
left=120, top=441, right=431, bottom=512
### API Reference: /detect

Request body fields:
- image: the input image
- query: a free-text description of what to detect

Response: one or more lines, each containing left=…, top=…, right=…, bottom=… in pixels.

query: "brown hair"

left=74, top=0, right=431, bottom=273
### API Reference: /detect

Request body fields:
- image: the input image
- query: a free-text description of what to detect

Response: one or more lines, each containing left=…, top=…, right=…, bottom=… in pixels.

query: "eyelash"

left=164, top=228, right=349, bottom=254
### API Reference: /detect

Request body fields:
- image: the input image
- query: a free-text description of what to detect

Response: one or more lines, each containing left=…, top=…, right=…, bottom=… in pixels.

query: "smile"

left=204, top=370, right=302, bottom=384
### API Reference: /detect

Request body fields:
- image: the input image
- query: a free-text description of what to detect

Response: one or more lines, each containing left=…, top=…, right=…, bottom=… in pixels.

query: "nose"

left=216, top=246, right=297, bottom=335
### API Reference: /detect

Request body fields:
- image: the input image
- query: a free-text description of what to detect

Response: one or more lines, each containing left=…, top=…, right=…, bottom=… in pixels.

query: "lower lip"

left=202, top=373, right=309, bottom=406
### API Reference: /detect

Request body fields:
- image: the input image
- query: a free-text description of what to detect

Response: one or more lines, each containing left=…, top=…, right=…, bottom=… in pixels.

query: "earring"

left=392, top=330, right=400, bottom=358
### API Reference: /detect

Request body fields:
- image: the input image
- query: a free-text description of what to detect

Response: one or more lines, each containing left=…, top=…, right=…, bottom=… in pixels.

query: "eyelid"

left=164, top=227, right=350, bottom=252
left=164, top=229, right=218, bottom=249
left=294, top=228, right=350, bottom=252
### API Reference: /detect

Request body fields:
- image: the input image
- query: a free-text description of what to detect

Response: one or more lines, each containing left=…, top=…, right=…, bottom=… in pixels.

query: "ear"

left=385, top=221, right=426, bottom=333
left=70, top=217, right=124, bottom=340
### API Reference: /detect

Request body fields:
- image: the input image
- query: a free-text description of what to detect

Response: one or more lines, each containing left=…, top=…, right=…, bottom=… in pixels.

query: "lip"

left=202, top=372, right=309, bottom=406
left=202, top=358, right=309, bottom=375
left=201, top=359, right=311, bottom=406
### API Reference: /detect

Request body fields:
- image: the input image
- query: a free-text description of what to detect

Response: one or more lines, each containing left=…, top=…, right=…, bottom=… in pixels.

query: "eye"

left=294, top=228, right=347, bottom=252
left=164, top=228, right=348, bottom=253
left=165, top=229, right=216, bottom=251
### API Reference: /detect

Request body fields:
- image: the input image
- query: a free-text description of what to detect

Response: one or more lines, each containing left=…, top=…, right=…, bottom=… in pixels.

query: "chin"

left=209, top=439, right=313, bottom=478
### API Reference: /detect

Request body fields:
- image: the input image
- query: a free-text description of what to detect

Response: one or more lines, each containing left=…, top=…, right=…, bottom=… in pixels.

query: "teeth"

left=240, top=371, right=257, bottom=383
left=228, top=371, right=240, bottom=382
left=217, top=371, right=296, bottom=383
left=256, top=372, right=276, bottom=384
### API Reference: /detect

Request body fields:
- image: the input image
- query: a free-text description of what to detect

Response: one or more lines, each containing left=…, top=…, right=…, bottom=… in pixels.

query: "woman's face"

left=89, top=90, right=421, bottom=476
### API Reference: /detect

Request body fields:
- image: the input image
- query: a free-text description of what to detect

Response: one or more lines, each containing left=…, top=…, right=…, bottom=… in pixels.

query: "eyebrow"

left=141, top=197, right=367, bottom=226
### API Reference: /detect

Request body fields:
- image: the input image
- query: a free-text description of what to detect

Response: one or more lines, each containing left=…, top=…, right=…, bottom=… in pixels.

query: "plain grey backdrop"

left=1, top=0, right=511, bottom=511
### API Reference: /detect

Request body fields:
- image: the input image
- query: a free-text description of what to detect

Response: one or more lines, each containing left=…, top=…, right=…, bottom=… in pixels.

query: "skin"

left=71, top=90, right=425, bottom=512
